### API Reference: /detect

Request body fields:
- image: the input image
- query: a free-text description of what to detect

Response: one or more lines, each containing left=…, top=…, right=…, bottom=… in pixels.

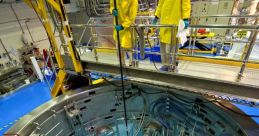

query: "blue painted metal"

left=0, top=81, right=52, bottom=135
left=234, top=104, right=259, bottom=124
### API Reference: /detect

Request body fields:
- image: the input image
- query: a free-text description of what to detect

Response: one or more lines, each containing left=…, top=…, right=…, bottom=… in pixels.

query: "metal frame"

left=5, top=81, right=258, bottom=136
left=74, top=19, right=259, bottom=76
left=24, top=0, right=84, bottom=97
left=23, top=1, right=259, bottom=103
left=81, top=60, right=259, bottom=106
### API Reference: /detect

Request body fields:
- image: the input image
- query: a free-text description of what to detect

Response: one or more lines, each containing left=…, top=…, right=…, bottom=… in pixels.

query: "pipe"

left=192, top=14, right=259, bottom=18
left=25, top=19, right=35, bottom=43
left=237, top=31, right=258, bottom=80
left=188, top=28, right=193, bottom=55
left=112, top=0, right=129, bottom=135
left=69, top=23, right=258, bottom=30
left=10, top=3, right=24, bottom=33
left=0, top=38, right=12, bottom=61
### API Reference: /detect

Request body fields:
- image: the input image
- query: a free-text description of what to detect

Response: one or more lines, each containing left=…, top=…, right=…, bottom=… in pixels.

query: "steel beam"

left=81, top=60, right=259, bottom=100
left=46, top=0, right=62, bottom=14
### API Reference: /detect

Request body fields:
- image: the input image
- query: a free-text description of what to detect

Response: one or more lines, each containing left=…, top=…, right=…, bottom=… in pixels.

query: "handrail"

left=69, top=23, right=259, bottom=30
left=189, top=25, right=258, bottom=30
left=88, top=15, right=259, bottom=20
left=192, top=14, right=259, bottom=18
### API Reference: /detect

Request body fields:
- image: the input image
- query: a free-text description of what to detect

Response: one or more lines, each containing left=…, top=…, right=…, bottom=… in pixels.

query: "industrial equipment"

left=5, top=81, right=259, bottom=136
left=0, top=67, right=28, bottom=95
left=4, top=0, right=259, bottom=136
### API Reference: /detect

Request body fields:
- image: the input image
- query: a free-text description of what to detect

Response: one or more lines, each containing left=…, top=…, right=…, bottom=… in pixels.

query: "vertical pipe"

left=0, top=38, right=12, bottom=61
left=78, top=26, right=88, bottom=46
left=131, top=26, right=136, bottom=67
left=10, top=3, right=25, bottom=34
left=191, top=28, right=198, bottom=56
left=139, top=27, right=145, bottom=59
left=169, top=26, right=174, bottom=72
left=237, top=30, right=258, bottom=80
left=77, top=26, right=87, bottom=55
left=175, top=27, right=179, bottom=71
left=113, top=0, right=128, bottom=135
left=25, top=20, right=35, bottom=43
left=93, top=25, right=98, bottom=62
left=134, top=26, right=139, bottom=67
left=237, top=17, right=259, bottom=80
left=188, top=28, right=193, bottom=55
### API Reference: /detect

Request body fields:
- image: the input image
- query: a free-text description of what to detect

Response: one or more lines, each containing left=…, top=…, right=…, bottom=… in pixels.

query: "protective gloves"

left=112, top=9, right=118, bottom=16
left=152, top=16, right=159, bottom=25
left=183, top=19, right=189, bottom=29
left=115, top=25, right=124, bottom=31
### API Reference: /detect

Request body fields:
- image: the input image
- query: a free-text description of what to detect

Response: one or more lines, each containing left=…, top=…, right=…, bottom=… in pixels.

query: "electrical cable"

left=139, top=88, right=163, bottom=94
left=104, top=78, right=259, bottom=131
left=140, top=88, right=216, bottom=104
left=191, top=106, right=199, bottom=136
left=102, top=77, right=122, bottom=87
left=113, top=0, right=129, bottom=135
left=149, top=94, right=215, bottom=135
left=133, top=27, right=158, bottom=70
left=133, top=92, right=147, bottom=136
left=147, top=29, right=159, bottom=70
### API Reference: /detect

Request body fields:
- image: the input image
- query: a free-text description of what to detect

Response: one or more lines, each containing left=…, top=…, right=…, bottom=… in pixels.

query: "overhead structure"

left=24, top=0, right=84, bottom=96
left=22, top=0, right=259, bottom=103
left=5, top=0, right=259, bottom=135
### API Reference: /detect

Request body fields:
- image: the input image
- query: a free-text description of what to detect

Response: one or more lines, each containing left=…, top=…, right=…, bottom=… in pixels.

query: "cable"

left=139, top=88, right=163, bottom=94
left=140, top=88, right=216, bottom=104
left=133, top=92, right=147, bottom=136
left=147, top=29, right=159, bottom=70
left=216, top=101, right=259, bottom=117
left=113, top=0, right=129, bottom=135
left=134, top=27, right=158, bottom=70
left=102, top=77, right=122, bottom=87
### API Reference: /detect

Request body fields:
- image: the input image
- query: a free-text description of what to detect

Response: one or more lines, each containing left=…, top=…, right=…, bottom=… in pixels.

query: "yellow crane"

left=24, top=0, right=83, bottom=97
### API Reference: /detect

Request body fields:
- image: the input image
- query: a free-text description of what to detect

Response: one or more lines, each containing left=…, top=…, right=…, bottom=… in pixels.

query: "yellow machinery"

left=23, top=0, right=259, bottom=98
left=24, top=0, right=83, bottom=97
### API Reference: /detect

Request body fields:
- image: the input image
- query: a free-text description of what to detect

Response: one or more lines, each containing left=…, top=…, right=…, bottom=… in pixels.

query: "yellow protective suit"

left=110, top=0, right=138, bottom=49
left=155, top=0, right=191, bottom=44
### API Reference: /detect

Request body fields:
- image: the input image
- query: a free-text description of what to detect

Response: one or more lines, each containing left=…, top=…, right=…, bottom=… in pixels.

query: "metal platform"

left=5, top=81, right=259, bottom=136
left=66, top=52, right=259, bottom=107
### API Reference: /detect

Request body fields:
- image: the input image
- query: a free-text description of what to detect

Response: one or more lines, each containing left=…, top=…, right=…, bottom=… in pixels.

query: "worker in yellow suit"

left=110, top=0, right=138, bottom=66
left=153, top=0, right=191, bottom=71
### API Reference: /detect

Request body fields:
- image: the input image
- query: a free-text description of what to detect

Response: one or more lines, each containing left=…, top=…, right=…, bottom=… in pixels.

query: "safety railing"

left=68, top=15, right=259, bottom=80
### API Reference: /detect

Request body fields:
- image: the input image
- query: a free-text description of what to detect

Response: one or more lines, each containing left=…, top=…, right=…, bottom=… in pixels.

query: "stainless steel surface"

left=193, top=14, right=259, bottom=18
left=6, top=81, right=258, bottom=136
left=189, top=25, right=258, bottom=30
left=238, top=31, right=259, bottom=79
left=81, top=60, right=259, bottom=105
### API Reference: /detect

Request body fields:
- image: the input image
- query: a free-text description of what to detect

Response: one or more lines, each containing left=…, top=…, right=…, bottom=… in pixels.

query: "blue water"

left=0, top=80, right=258, bottom=136
left=0, top=81, right=52, bottom=135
